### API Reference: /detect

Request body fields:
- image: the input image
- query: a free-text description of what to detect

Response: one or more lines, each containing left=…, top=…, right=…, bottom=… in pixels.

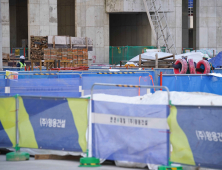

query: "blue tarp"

left=209, top=52, right=222, bottom=68
left=160, top=75, right=222, bottom=95
left=92, top=100, right=169, bottom=165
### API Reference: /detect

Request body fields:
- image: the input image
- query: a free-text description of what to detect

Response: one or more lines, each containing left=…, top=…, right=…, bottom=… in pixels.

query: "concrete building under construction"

left=0, top=0, right=221, bottom=67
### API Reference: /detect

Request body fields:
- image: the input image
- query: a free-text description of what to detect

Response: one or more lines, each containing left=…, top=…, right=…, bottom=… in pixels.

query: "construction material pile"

left=50, top=66, right=89, bottom=71
left=30, top=36, right=48, bottom=60
left=44, top=48, right=88, bottom=66
left=30, top=36, right=93, bottom=67
left=125, top=49, right=212, bottom=68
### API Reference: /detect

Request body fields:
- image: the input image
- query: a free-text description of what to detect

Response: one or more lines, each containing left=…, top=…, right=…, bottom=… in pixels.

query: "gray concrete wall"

left=28, top=0, right=58, bottom=59
left=76, top=0, right=109, bottom=64
left=106, top=0, right=182, bottom=54
left=196, top=0, right=221, bottom=51
left=166, top=0, right=182, bottom=54
left=0, top=0, right=2, bottom=70
left=58, top=0, right=75, bottom=36
left=110, top=13, right=152, bottom=46
left=1, top=0, right=10, bottom=56
left=106, top=0, right=172, bottom=13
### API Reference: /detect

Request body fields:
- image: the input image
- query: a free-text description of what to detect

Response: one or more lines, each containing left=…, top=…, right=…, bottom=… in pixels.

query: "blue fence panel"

left=82, top=72, right=155, bottom=96
left=8, top=77, right=81, bottom=97
left=214, top=69, right=222, bottom=74
left=92, top=100, right=169, bottom=165
left=170, top=105, right=222, bottom=169
left=154, top=69, right=174, bottom=85
left=161, top=75, right=222, bottom=95
left=0, top=74, right=81, bottom=97
left=0, top=79, right=6, bottom=96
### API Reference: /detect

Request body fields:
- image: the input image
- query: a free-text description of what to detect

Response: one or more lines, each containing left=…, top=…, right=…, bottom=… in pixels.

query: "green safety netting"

left=109, top=46, right=157, bottom=65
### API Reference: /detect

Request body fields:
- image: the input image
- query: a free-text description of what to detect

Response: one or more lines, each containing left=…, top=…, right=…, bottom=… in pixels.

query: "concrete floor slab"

left=0, top=155, right=144, bottom=170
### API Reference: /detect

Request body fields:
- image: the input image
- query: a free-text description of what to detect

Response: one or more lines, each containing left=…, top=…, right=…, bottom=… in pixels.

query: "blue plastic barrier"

left=154, top=68, right=174, bottom=85
left=214, top=68, right=222, bottom=73
left=92, top=100, right=169, bottom=165
left=160, top=75, right=222, bottom=95
left=169, top=105, right=222, bottom=169
left=0, top=96, right=88, bottom=152
left=82, top=72, right=155, bottom=96
left=0, top=75, right=82, bottom=97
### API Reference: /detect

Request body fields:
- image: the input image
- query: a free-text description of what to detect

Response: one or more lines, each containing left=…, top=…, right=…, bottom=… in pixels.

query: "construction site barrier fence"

left=81, top=72, right=155, bottom=96
left=90, top=84, right=170, bottom=165
left=0, top=74, right=81, bottom=97
left=0, top=96, right=88, bottom=152
left=1, top=84, right=222, bottom=168
left=159, top=74, right=222, bottom=95
left=92, top=100, right=169, bottom=165
left=0, top=72, right=155, bottom=97
left=168, top=105, right=222, bottom=169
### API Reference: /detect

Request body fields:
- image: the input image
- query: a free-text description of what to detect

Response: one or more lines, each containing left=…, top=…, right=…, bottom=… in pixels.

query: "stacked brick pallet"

left=30, top=36, right=92, bottom=67
left=43, top=48, right=88, bottom=66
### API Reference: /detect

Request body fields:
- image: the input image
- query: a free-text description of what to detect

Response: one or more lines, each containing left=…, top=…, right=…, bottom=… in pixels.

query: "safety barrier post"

left=79, top=97, right=100, bottom=167
left=160, top=71, right=163, bottom=91
left=6, top=94, right=30, bottom=161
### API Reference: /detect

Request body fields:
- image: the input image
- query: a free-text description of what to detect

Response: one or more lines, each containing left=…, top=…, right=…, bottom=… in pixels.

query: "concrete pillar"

left=193, top=0, right=196, bottom=49
left=1, top=0, right=10, bottom=58
left=216, top=0, right=222, bottom=52
left=182, top=0, right=189, bottom=48
left=196, top=0, right=217, bottom=51
left=76, top=0, right=109, bottom=64
left=0, top=0, right=2, bottom=70
left=28, top=0, right=57, bottom=60
left=167, top=0, right=182, bottom=54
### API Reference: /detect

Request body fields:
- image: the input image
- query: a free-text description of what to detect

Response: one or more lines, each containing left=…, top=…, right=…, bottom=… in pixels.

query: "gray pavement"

left=0, top=155, right=144, bottom=170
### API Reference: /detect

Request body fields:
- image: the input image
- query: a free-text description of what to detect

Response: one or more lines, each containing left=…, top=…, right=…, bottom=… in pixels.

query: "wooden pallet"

left=31, top=59, right=89, bottom=70
left=139, top=54, right=176, bottom=68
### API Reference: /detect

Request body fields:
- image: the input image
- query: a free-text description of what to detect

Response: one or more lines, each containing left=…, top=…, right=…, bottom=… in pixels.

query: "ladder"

left=143, top=0, right=177, bottom=54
